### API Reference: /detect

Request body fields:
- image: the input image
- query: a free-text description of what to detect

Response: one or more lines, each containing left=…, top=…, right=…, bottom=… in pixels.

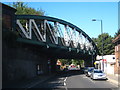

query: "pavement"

left=106, top=74, right=120, bottom=87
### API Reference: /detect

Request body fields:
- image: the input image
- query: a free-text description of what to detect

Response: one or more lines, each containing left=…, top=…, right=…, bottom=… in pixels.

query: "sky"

left=3, top=2, right=118, bottom=38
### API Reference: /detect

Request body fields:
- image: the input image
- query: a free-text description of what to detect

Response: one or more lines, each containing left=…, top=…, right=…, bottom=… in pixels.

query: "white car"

left=90, top=69, right=107, bottom=80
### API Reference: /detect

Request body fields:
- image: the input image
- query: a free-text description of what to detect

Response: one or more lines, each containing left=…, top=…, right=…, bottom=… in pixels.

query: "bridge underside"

left=17, top=38, right=93, bottom=60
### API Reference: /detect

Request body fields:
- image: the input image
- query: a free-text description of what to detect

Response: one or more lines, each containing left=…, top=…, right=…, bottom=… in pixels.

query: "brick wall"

left=114, top=44, right=120, bottom=74
left=2, top=4, right=16, bottom=30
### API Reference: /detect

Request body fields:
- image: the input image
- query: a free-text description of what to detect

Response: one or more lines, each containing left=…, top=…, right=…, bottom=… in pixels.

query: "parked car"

left=83, top=67, right=89, bottom=74
left=86, top=68, right=94, bottom=77
left=80, top=67, right=85, bottom=74
left=90, top=69, right=107, bottom=80
left=84, top=67, right=94, bottom=75
left=68, top=65, right=80, bottom=71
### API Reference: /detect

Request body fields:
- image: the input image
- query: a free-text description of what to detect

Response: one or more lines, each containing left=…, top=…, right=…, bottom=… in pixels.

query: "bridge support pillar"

left=84, top=60, right=93, bottom=67
left=84, top=55, right=96, bottom=67
left=50, top=59, right=57, bottom=73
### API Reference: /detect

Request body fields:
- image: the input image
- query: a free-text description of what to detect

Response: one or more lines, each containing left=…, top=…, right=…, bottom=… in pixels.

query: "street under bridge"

left=2, top=4, right=98, bottom=86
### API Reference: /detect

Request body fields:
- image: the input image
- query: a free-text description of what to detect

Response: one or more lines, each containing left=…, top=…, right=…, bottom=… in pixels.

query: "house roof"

left=113, top=34, right=120, bottom=43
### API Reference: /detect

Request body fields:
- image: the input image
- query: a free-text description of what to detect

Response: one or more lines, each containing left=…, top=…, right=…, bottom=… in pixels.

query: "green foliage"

left=114, top=29, right=120, bottom=38
left=59, top=59, right=72, bottom=66
left=92, top=33, right=114, bottom=55
left=59, top=59, right=84, bottom=66
left=11, top=2, right=45, bottom=15
left=72, top=59, right=80, bottom=65
left=71, top=59, right=84, bottom=66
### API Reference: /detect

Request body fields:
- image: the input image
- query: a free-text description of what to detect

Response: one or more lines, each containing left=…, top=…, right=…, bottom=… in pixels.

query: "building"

left=113, top=34, right=120, bottom=75
left=2, top=3, right=16, bottom=30
left=96, top=55, right=115, bottom=75
left=2, top=4, right=50, bottom=86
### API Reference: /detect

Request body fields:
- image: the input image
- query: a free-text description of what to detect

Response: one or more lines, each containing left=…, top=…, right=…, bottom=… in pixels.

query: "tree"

left=11, top=2, right=45, bottom=15
left=114, top=29, right=120, bottom=38
left=71, top=59, right=80, bottom=65
left=59, top=59, right=84, bottom=66
left=59, top=59, right=72, bottom=66
left=92, top=33, right=114, bottom=55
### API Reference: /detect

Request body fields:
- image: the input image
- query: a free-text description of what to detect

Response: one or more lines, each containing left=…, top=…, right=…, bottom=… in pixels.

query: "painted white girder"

left=16, top=18, right=95, bottom=52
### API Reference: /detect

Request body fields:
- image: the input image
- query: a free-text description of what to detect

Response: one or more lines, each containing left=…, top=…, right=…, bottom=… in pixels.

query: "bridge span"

left=16, top=15, right=98, bottom=59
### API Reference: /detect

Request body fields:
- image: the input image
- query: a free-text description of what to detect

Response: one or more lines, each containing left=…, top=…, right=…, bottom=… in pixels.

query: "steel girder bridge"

left=16, top=15, right=98, bottom=60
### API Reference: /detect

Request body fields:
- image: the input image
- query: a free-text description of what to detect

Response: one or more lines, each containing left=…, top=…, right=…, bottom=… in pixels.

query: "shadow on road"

left=31, top=70, right=84, bottom=89
left=56, top=70, right=84, bottom=77
left=92, top=78, right=108, bottom=81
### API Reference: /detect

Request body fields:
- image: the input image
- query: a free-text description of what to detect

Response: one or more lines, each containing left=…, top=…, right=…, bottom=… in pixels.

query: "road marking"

left=64, top=77, right=68, bottom=82
left=64, top=82, right=66, bottom=86
left=64, top=77, right=68, bottom=90
left=58, top=77, right=67, bottom=83
left=64, top=82, right=68, bottom=90
left=64, top=77, right=67, bottom=86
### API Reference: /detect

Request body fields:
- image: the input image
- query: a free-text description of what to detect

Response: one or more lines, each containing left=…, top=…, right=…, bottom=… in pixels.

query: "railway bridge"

left=2, top=3, right=98, bottom=84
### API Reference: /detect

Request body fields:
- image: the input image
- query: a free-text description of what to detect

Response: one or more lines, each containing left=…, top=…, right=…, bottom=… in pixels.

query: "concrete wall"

left=3, top=42, right=49, bottom=84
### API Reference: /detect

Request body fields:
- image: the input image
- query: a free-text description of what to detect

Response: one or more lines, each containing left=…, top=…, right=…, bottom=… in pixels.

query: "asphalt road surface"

left=29, top=71, right=119, bottom=90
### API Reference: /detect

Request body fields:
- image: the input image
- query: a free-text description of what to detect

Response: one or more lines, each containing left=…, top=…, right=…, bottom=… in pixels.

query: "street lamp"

left=92, top=19, right=104, bottom=71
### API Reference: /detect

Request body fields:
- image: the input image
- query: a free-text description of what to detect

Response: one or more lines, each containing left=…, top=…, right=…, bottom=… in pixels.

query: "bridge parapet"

left=16, top=15, right=98, bottom=56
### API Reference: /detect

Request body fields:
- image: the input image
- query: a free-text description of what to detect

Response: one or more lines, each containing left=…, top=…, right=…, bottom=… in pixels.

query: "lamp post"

left=92, top=19, right=104, bottom=71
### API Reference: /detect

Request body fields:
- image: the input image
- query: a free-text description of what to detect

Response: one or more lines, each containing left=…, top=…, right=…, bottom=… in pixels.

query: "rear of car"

left=68, top=65, right=80, bottom=71
left=84, top=67, right=88, bottom=74
left=84, top=67, right=94, bottom=74
left=86, top=69, right=94, bottom=77
left=86, top=67, right=94, bottom=77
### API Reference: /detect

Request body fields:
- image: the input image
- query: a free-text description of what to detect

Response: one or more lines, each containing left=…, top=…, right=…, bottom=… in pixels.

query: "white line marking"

left=64, top=82, right=66, bottom=86
left=64, top=77, right=68, bottom=82
left=64, top=77, right=67, bottom=86
left=64, top=77, right=68, bottom=90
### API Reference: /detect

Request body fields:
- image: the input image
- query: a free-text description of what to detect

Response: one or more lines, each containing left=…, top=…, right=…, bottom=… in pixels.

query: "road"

left=29, top=71, right=118, bottom=90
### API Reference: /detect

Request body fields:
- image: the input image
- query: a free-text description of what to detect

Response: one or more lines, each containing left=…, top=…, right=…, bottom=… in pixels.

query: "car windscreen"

left=88, top=69, right=93, bottom=72
left=94, top=70, right=103, bottom=73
